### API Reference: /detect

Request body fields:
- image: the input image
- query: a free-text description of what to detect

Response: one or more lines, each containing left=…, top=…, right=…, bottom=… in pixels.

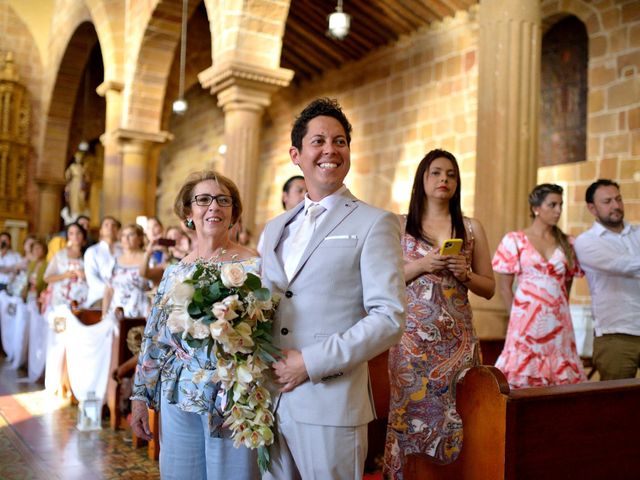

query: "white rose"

left=166, top=307, right=191, bottom=334
left=171, top=282, right=195, bottom=304
left=220, top=263, right=247, bottom=288
left=188, top=320, right=210, bottom=339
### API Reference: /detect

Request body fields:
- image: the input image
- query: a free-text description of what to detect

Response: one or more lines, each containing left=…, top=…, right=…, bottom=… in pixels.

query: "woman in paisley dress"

left=102, top=223, right=151, bottom=322
left=383, top=149, right=495, bottom=479
left=492, top=183, right=586, bottom=388
left=131, top=171, right=259, bottom=480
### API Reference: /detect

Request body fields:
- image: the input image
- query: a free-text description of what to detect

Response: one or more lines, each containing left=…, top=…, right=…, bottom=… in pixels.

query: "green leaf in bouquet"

left=244, top=273, right=262, bottom=290
left=186, top=337, right=203, bottom=349
left=253, top=287, right=271, bottom=302
left=257, top=348, right=279, bottom=364
left=207, top=339, right=214, bottom=359
left=193, top=289, right=204, bottom=303
left=208, top=283, right=221, bottom=299
left=188, top=302, right=203, bottom=317
left=258, top=445, right=270, bottom=474
left=192, top=265, right=204, bottom=280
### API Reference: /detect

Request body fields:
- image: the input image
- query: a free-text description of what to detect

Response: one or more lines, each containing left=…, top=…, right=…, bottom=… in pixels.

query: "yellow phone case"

left=440, top=238, right=463, bottom=255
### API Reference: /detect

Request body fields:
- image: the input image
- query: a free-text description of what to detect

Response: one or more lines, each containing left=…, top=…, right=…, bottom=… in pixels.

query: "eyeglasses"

left=191, top=194, right=233, bottom=207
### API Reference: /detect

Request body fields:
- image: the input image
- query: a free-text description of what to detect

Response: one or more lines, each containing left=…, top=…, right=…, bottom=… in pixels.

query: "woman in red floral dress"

left=492, top=183, right=586, bottom=388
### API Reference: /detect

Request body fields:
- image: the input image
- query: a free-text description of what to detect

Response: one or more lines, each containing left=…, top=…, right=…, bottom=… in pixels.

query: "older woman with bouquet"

left=131, top=171, right=270, bottom=480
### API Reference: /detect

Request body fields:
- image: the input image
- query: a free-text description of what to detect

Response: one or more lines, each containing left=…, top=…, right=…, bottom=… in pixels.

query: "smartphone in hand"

left=440, top=238, right=463, bottom=256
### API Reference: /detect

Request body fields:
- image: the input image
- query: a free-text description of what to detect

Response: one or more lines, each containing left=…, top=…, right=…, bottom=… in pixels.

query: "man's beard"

left=598, top=210, right=624, bottom=229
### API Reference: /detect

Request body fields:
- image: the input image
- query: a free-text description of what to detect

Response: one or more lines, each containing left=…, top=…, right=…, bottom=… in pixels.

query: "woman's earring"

left=185, top=218, right=195, bottom=230
left=228, top=223, right=234, bottom=230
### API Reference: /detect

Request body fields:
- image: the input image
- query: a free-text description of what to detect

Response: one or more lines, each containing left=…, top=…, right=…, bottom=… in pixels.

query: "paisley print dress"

left=383, top=221, right=479, bottom=479
left=492, top=231, right=586, bottom=388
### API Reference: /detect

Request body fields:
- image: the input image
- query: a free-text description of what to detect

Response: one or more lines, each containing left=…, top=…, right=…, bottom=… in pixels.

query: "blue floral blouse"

left=131, top=257, right=261, bottom=433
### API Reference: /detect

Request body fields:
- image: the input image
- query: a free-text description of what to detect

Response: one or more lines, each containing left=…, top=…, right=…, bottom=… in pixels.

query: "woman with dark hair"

left=130, top=171, right=259, bottom=479
left=492, top=183, right=586, bottom=388
left=384, top=149, right=494, bottom=478
left=43, top=222, right=88, bottom=309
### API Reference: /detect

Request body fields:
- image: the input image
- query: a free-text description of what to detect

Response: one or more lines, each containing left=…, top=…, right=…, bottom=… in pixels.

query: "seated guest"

left=144, top=217, right=166, bottom=266
left=574, top=179, right=640, bottom=380
left=131, top=171, right=259, bottom=479
left=493, top=184, right=586, bottom=388
left=0, top=231, right=21, bottom=291
left=76, top=215, right=96, bottom=247
left=102, top=224, right=151, bottom=323
left=84, top=216, right=121, bottom=308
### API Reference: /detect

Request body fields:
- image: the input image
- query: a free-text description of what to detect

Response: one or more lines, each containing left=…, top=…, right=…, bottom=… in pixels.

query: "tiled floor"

left=0, top=357, right=159, bottom=480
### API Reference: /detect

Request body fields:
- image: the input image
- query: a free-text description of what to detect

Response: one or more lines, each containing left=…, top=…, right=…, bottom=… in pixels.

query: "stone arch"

left=122, top=0, right=202, bottom=133
left=38, top=22, right=101, bottom=181
left=85, top=0, right=125, bottom=82
left=541, top=0, right=601, bottom=36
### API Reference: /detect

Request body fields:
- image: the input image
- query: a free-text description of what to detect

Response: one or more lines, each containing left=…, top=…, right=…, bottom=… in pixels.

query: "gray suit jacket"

left=261, top=188, right=406, bottom=427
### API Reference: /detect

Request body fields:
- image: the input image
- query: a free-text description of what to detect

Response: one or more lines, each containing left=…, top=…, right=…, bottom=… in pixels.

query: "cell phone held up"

left=157, top=238, right=176, bottom=247
left=440, top=238, right=463, bottom=256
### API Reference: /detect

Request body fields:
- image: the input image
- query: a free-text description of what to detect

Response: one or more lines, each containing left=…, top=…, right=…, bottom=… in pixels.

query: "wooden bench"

left=404, top=366, right=640, bottom=479
left=104, top=308, right=159, bottom=460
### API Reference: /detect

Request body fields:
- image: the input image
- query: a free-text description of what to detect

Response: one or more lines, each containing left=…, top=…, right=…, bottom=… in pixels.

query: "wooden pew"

left=106, top=307, right=146, bottom=431
left=404, top=366, right=640, bottom=479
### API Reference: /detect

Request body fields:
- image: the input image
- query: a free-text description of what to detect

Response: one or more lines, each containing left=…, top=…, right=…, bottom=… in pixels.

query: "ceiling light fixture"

left=172, top=0, right=189, bottom=115
left=327, top=0, right=350, bottom=40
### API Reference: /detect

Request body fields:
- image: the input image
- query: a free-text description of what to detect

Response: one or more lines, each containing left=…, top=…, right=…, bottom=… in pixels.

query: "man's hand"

left=273, top=349, right=309, bottom=392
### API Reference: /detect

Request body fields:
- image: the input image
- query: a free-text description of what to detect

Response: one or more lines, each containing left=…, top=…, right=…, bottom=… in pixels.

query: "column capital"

left=198, top=61, right=294, bottom=112
left=96, top=79, right=124, bottom=97
left=101, top=128, right=173, bottom=149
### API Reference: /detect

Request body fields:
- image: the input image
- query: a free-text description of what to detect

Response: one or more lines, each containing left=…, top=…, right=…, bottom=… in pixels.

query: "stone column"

left=97, top=80, right=125, bottom=220
left=472, top=0, right=541, bottom=337
left=35, top=178, right=65, bottom=236
left=113, top=129, right=172, bottom=224
left=199, top=62, right=293, bottom=232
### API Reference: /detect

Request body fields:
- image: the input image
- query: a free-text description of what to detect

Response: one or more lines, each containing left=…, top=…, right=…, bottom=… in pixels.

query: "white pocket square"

left=324, top=235, right=358, bottom=240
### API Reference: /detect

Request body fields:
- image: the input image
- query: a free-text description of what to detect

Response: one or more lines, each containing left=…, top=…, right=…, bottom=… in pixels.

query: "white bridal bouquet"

left=165, top=260, right=280, bottom=473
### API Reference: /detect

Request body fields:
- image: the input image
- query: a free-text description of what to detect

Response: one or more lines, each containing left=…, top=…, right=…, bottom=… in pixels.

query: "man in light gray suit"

left=261, top=98, right=406, bottom=479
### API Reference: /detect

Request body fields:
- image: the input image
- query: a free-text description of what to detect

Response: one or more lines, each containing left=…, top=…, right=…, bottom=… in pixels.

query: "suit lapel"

left=268, top=204, right=303, bottom=281
left=288, top=192, right=359, bottom=281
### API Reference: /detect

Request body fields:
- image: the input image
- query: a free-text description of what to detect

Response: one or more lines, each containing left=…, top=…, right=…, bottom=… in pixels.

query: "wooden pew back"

left=405, top=366, right=640, bottom=479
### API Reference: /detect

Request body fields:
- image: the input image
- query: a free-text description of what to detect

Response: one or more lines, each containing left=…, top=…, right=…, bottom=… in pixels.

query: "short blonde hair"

left=174, top=171, right=243, bottom=225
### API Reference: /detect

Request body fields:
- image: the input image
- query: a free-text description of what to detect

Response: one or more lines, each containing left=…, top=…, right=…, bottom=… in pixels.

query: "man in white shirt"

left=83, top=217, right=121, bottom=308
left=574, top=179, right=640, bottom=380
left=0, top=232, right=21, bottom=291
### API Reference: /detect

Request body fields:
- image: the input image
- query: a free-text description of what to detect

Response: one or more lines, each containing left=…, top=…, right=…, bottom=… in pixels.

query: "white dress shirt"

left=574, top=221, right=640, bottom=337
left=83, top=240, right=121, bottom=308
left=276, top=185, right=347, bottom=267
left=0, top=250, right=21, bottom=285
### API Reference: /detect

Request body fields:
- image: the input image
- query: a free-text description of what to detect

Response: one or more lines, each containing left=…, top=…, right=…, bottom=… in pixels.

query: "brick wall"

left=256, top=9, right=479, bottom=231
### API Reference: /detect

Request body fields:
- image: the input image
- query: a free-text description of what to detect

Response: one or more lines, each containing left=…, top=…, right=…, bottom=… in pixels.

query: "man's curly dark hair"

left=290, top=97, right=352, bottom=150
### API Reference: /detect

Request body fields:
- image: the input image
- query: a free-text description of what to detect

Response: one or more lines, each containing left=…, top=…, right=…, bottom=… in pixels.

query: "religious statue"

left=63, top=151, right=90, bottom=223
